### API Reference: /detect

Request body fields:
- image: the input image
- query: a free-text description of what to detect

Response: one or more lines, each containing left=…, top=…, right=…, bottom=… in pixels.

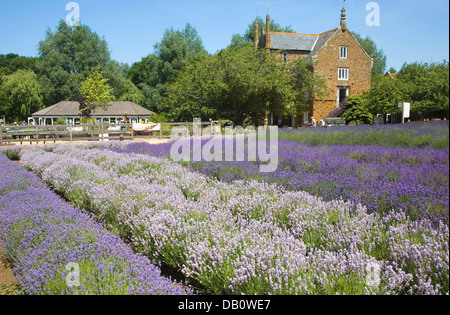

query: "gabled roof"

left=260, top=29, right=337, bottom=59
left=32, top=101, right=154, bottom=117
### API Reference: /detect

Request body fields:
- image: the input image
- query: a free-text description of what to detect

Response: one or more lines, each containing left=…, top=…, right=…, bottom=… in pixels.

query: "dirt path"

left=0, top=245, right=19, bottom=295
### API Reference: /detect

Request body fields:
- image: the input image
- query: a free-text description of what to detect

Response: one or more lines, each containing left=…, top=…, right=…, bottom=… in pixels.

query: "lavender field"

left=0, top=154, right=191, bottom=295
left=112, top=124, right=449, bottom=225
left=0, top=122, right=448, bottom=295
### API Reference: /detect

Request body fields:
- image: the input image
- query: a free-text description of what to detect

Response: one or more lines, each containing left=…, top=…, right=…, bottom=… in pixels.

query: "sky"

left=0, top=0, right=449, bottom=71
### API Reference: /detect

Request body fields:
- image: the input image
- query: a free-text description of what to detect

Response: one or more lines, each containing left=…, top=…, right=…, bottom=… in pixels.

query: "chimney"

left=266, top=14, right=271, bottom=49
left=254, top=19, right=259, bottom=50
left=340, top=8, right=347, bottom=30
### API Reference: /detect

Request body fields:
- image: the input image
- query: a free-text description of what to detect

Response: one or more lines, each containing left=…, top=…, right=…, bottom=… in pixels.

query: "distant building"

left=255, top=8, right=373, bottom=126
left=31, top=101, right=154, bottom=125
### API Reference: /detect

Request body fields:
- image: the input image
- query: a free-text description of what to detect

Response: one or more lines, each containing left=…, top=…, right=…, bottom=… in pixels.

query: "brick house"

left=256, top=8, right=373, bottom=126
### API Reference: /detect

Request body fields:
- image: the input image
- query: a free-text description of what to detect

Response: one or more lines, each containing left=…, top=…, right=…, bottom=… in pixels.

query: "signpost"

left=398, top=103, right=411, bottom=124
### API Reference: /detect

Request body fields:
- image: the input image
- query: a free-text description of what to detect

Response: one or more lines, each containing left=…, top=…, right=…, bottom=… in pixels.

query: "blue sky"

left=0, top=0, right=449, bottom=71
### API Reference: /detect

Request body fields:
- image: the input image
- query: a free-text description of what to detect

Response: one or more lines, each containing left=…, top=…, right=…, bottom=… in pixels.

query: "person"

left=311, top=117, right=316, bottom=127
left=21, top=121, right=27, bottom=126
left=320, top=120, right=326, bottom=127
left=418, top=111, right=424, bottom=122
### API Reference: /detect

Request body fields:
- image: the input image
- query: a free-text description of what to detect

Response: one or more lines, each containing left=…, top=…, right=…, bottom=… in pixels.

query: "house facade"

left=256, top=8, right=373, bottom=126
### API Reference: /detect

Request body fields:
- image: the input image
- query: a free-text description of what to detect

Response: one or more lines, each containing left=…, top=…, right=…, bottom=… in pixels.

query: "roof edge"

left=268, top=28, right=338, bottom=37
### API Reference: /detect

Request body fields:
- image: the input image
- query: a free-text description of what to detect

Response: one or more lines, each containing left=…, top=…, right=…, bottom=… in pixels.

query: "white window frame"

left=340, top=46, right=348, bottom=59
left=338, top=68, right=349, bottom=80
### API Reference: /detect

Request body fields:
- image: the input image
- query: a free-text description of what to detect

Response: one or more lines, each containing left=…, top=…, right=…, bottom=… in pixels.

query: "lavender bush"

left=109, top=140, right=449, bottom=225
left=0, top=153, right=191, bottom=295
left=17, top=145, right=449, bottom=295
left=279, top=121, right=449, bottom=149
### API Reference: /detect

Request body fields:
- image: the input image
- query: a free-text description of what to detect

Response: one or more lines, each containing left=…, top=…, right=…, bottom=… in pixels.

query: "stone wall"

left=312, top=29, right=373, bottom=121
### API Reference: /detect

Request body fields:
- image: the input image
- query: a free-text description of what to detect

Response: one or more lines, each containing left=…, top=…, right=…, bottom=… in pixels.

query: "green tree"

left=0, top=54, right=38, bottom=76
left=129, top=23, right=208, bottom=112
left=0, top=70, right=44, bottom=122
left=288, top=58, right=327, bottom=117
left=342, top=95, right=373, bottom=125
left=162, top=44, right=297, bottom=125
left=37, top=21, right=111, bottom=105
left=79, top=70, right=113, bottom=119
left=102, top=60, right=130, bottom=100
left=397, top=61, right=449, bottom=115
left=117, top=79, right=145, bottom=105
left=366, top=75, right=406, bottom=116
left=352, top=33, right=387, bottom=77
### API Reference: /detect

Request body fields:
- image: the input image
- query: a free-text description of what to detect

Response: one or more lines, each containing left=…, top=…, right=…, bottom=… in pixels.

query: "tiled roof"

left=269, top=32, right=319, bottom=51
left=261, top=29, right=337, bottom=59
left=32, top=101, right=154, bottom=117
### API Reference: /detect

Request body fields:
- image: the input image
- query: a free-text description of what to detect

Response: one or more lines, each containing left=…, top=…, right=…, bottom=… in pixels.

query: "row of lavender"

left=115, top=140, right=449, bottom=225
left=279, top=121, right=450, bottom=149
left=0, top=153, right=191, bottom=295
left=16, top=144, right=449, bottom=295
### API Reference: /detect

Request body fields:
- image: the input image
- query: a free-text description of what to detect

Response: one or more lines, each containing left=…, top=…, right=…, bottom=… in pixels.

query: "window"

left=340, top=46, right=347, bottom=59
left=338, top=68, right=349, bottom=80
left=283, top=52, right=288, bottom=63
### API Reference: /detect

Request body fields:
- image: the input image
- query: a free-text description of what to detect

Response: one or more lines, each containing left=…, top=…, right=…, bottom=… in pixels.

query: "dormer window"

left=340, top=46, right=347, bottom=59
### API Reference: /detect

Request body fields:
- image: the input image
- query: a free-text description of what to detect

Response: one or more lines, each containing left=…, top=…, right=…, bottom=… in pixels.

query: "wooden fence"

left=0, top=121, right=221, bottom=145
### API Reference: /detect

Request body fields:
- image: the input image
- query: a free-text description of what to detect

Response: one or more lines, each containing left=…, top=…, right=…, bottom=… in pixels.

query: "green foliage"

left=352, top=33, right=387, bottom=77
left=129, top=23, right=208, bottom=112
left=117, top=79, right=145, bottom=104
left=357, top=60, right=449, bottom=118
left=0, top=69, right=44, bottom=122
left=150, top=113, right=169, bottom=123
left=342, top=95, right=374, bottom=125
left=288, top=58, right=327, bottom=117
left=0, top=54, right=38, bottom=76
left=162, top=45, right=327, bottom=126
left=367, top=75, right=406, bottom=115
left=161, top=45, right=290, bottom=125
left=79, top=70, right=114, bottom=115
left=37, top=21, right=111, bottom=105
left=102, top=60, right=134, bottom=101
left=398, top=61, right=449, bottom=114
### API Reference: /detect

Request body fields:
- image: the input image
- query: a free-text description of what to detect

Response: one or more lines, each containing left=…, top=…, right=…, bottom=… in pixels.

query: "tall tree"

left=117, top=79, right=145, bottom=105
left=0, top=54, right=38, bottom=76
left=366, top=75, right=406, bottom=116
left=288, top=58, right=327, bottom=117
left=352, top=33, right=387, bottom=77
left=129, top=23, right=208, bottom=112
left=37, top=21, right=111, bottom=105
left=0, top=70, right=44, bottom=122
left=129, top=24, right=208, bottom=111
left=397, top=61, right=449, bottom=115
left=163, top=44, right=306, bottom=126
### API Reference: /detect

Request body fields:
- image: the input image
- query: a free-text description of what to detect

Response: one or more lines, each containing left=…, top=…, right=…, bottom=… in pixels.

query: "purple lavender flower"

left=0, top=153, right=191, bottom=295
